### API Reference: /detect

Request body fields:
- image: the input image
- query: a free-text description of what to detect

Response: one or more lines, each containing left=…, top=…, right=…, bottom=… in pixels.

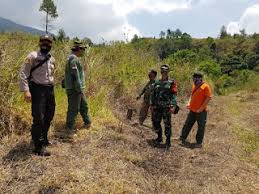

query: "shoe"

left=33, top=147, right=51, bottom=156
left=166, top=138, right=171, bottom=150
left=180, top=138, right=187, bottom=145
left=194, top=143, right=202, bottom=148
left=42, top=139, right=52, bottom=147
left=154, top=136, right=162, bottom=143
left=83, top=123, right=91, bottom=129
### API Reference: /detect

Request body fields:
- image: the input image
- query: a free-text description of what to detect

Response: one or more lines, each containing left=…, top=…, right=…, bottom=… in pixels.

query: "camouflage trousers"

left=152, top=107, right=172, bottom=139
left=139, top=101, right=150, bottom=124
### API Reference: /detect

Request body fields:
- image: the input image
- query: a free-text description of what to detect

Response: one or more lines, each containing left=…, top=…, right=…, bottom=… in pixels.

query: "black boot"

left=42, top=139, right=51, bottom=147
left=33, top=141, right=51, bottom=156
left=155, top=132, right=162, bottom=143
left=166, top=137, right=171, bottom=150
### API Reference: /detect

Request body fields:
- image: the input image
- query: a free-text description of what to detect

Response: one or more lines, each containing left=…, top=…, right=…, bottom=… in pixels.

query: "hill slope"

left=0, top=92, right=258, bottom=193
left=0, top=17, right=45, bottom=35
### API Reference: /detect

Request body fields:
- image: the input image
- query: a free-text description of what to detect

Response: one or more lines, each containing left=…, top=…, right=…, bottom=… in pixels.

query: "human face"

left=149, top=73, right=156, bottom=80
left=39, top=40, right=52, bottom=54
left=161, top=70, right=168, bottom=80
left=193, top=76, right=203, bottom=85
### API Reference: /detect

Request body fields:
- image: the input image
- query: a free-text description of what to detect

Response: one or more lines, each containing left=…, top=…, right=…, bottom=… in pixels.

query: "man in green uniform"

left=137, top=70, right=157, bottom=125
left=150, top=64, right=178, bottom=150
left=64, top=41, right=91, bottom=131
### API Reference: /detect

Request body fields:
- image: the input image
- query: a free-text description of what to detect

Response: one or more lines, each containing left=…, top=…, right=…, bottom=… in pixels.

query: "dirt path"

left=0, top=94, right=258, bottom=193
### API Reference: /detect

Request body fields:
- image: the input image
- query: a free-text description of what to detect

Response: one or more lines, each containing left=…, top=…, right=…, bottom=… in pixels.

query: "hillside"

left=0, top=32, right=258, bottom=193
left=0, top=92, right=258, bottom=193
left=0, top=17, right=45, bottom=35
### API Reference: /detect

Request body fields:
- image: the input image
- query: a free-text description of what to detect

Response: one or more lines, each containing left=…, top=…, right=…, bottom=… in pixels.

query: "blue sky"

left=0, top=0, right=259, bottom=42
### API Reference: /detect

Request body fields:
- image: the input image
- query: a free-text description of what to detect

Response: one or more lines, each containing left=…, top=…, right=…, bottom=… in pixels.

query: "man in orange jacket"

left=180, top=72, right=212, bottom=148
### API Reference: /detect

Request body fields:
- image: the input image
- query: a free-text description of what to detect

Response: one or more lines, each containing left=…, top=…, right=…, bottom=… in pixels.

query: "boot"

left=42, top=139, right=51, bottom=147
left=166, top=137, right=171, bottom=150
left=33, top=141, right=51, bottom=156
left=154, top=132, right=162, bottom=143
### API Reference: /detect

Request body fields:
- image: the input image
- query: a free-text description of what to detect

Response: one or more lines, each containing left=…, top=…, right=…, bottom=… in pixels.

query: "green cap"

left=72, top=40, right=87, bottom=50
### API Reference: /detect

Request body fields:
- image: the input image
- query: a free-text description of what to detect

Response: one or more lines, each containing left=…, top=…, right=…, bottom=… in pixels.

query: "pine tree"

left=39, top=0, right=58, bottom=34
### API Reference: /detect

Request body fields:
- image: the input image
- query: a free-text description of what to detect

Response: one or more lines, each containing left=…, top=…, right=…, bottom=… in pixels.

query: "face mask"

left=193, top=77, right=203, bottom=85
left=40, top=43, right=52, bottom=54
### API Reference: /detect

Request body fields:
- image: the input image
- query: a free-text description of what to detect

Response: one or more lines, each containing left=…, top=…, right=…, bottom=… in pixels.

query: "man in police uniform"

left=64, top=41, right=91, bottom=131
left=20, top=35, right=55, bottom=156
left=150, top=64, right=178, bottom=150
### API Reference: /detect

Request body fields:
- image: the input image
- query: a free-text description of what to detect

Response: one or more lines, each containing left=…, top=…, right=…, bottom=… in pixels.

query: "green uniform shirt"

left=150, top=79, right=177, bottom=107
left=139, top=80, right=156, bottom=103
left=64, top=54, right=85, bottom=92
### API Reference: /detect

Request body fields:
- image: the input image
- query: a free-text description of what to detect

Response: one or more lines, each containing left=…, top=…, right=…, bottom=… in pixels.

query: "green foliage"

left=219, top=25, right=229, bottom=39
left=57, top=28, right=69, bottom=42
left=198, top=60, right=221, bottom=78
left=166, top=49, right=199, bottom=65
left=39, top=0, right=58, bottom=33
left=39, top=0, right=58, bottom=18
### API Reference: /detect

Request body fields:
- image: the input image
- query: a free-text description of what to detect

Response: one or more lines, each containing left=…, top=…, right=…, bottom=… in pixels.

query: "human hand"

left=150, top=106, right=155, bottom=113
left=196, top=108, right=204, bottom=113
left=169, top=107, right=175, bottom=114
left=24, top=91, right=31, bottom=102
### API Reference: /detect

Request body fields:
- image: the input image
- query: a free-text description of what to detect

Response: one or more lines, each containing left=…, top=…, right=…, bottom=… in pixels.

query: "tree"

left=131, top=34, right=139, bottom=43
left=159, top=31, right=166, bottom=39
left=39, top=0, right=58, bottom=34
left=83, top=37, right=93, bottom=46
left=57, top=28, right=67, bottom=42
left=166, top=29, right=172, bottom=39
left=219, top=25, right=228, bottom=39
left=240, top=29, right=247, bottom=37
left=174, top=28, right=182, bottom=38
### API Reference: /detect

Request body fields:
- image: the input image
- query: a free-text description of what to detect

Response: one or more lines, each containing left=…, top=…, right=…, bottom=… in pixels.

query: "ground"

left=0, top=92, right=258, bottom=193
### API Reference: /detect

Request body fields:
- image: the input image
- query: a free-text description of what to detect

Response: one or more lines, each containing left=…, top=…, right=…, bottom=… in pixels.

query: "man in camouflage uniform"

left=20, top=35, right=55, bottom=156
left=150, top=64, right=178, bottom=150
left=137, top=70, right=157, bottom=125
left=64, top=41, right=91, bottom=131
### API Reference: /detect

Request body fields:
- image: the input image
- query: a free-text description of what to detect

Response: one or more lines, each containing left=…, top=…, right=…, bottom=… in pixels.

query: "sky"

left=0, top=0, right=259, bottom=42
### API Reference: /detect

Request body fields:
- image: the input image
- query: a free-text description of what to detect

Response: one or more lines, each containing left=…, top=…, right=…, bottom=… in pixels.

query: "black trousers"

left=29, top=82, right=55, bottom=147
left=180, top=111, right=207, bottom=144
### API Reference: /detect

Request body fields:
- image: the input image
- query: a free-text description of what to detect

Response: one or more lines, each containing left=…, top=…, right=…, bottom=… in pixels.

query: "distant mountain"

left=0, top=17, right=46, bottom=35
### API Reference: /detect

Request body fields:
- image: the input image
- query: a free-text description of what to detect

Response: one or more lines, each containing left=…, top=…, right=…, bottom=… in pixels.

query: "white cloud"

left=84, top=0, right=196, bottom=41
left=227, top=4, right=259, bottom=35
left=99, top=22, right=141, bottom=41
left=88, top=0, right=193, bottom=16
left=0, top=0, right=201, bottom=41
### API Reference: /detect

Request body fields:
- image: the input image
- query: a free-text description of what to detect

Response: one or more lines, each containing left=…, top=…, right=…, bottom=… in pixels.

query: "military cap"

left=72, top=40, right=87, bottom=50
left=40, top=34, right=53, bottom=43
left=160, top=64, right=170, bottom=72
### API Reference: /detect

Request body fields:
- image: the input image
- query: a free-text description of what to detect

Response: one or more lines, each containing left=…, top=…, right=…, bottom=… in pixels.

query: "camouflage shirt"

left=64, top=54, right=85, bottom=92
left=139, top=80, right=156, bottom=103
left=150, top=79, right=177, bottom=107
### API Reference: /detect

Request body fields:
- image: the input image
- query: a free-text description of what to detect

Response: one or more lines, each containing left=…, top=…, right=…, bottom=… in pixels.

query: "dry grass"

left=0, top=93, right=259, bottom=193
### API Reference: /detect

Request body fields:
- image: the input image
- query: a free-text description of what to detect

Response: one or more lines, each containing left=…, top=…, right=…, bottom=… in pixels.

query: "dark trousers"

left=66, top=90, right=91, bottom=129
left=180, top=111, right=207, bottom=144
left=152, top=107, right=172, bottom=139
left=139, top=101, right=150, bottom=124
left=29, top=82, right=55, bottom=147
